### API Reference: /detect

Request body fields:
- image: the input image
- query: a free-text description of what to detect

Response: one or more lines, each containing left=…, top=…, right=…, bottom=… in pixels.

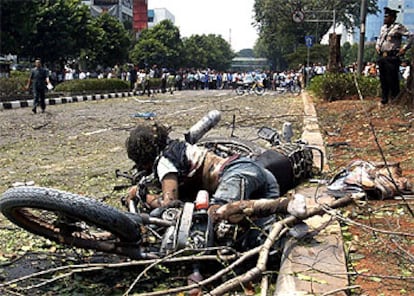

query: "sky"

left=147, top=0, right=258, bottom=52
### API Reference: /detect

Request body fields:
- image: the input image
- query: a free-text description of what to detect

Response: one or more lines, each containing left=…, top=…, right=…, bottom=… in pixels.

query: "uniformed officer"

left=375, top=7, right=414, bottom=105
left=26, top=59, right=51, bottom=114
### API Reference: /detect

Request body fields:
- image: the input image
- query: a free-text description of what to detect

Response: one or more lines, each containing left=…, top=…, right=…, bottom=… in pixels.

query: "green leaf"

left=369, top=277, right=382, bottom=282
left=296, top=273, right=328, bottom=284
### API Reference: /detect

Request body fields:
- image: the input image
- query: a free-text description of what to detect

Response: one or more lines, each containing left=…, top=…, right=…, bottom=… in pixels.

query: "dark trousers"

left=33, top=87, right=46, bottom=111
left=377, top=56, right=401, bottom=104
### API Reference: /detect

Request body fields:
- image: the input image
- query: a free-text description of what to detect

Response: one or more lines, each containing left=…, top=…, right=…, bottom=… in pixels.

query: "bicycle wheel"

left=254, top=86, right=265, bottom=96
left=235, top=86, right=245, bottom=95
left=0, top=186, right=141, bottom=255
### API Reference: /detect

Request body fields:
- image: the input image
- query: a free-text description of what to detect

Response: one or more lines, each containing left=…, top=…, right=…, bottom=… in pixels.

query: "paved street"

left=0, top=89, right=306, bottom=197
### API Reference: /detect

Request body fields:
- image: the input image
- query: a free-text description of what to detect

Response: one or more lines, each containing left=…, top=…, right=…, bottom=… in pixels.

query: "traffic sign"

left=305, top=35, right=314, bottom=47
left=292, top=10, right=305, bottom=23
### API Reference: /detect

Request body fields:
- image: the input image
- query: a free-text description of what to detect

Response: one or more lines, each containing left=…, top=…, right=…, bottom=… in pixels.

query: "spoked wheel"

left=235, top=86, right=245, bottom=95
left=254, top=86, right=265, bottom=96
left=197, top=137, right=265, bottom=157
left=0, top=186, right=142, bottom=257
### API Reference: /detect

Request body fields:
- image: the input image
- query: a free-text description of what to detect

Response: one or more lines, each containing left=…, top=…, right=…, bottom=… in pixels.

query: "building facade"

left=81, top=0, right=133, bottom=22
left=81, top=1, right=175, bottom=33
left=148, top=8, right=175, bottom=28
left=365, top=0, right=414, bottom=43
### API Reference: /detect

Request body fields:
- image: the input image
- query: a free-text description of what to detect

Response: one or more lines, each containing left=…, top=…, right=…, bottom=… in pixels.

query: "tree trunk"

left=327, top=33, right=341, bottom=73
left=395, top=52, right=414, bottom=108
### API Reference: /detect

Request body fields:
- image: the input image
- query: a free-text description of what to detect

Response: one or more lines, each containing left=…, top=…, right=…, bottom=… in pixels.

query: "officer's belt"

left=380, top=50, right=399, bottom=57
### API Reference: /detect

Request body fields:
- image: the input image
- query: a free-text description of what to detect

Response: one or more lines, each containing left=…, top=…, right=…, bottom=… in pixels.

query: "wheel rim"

left=10, top=206, right=121, bottom=250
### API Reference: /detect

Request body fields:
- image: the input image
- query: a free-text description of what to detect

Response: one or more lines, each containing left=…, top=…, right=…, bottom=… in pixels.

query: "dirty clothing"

left=155, top=140, right=280, bottom=204
left=212, top=158, right=279, bottom=205
left=327, top=160, right=412, bottom=199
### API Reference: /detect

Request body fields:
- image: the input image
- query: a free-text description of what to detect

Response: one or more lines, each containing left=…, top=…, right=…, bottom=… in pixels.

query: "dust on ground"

left=0, top=90, right=305, bottom=293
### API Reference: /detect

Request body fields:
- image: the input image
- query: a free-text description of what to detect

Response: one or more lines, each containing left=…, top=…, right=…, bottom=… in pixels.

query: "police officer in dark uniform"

left=26, top=59, right=51, bottom=114
left=375, top=7, right=414, bottom=105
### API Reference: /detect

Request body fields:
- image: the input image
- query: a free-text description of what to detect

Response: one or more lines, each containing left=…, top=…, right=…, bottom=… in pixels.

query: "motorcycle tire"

left=197, top=137, right=265, bottom=156
left=254, top=86, right=265, bottom=96
left=235, top=86, right=245, bottom=95
left=0, top=186, right=141, bottom=253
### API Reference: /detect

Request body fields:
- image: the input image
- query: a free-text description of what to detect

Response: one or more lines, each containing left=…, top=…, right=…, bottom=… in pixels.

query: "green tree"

left=237, top=49, right=255, bottom=58
left=1, top=0, right=130, bottom=70
left=33, top=0, right=94, bottom=66
left=285, top=44, right=329, bottom=69
left=341, top=42, right=378, bottom=67
left=88, top=13, right=131, bottom=68
left=1, top=0, right=95, bottom=69
left=0, top=0, right=40, bottom=57
left=129, top=20, right=182, bottom=69
left=181, top=34, right=235, bottom=71
left=253, top=0, right=379, bottom=70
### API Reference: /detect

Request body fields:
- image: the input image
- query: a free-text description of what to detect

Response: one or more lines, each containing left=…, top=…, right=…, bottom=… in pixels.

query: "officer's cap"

left=384, top=7, right=399, bottom=17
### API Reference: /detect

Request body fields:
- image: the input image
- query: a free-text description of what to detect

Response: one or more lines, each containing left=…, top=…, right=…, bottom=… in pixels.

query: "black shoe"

left=32, top=108, right=37, bottom=114
left=41, top=109, right=45, bottom=113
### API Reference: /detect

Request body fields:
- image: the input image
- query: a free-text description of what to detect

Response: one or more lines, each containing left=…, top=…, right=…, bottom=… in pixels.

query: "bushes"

left=0, top=74, right=166, bottom=100
left=54, top=78, right=129, bottom=93
left=0, top=75, right=28, bottom=96
left=308, top=73, right=380, bottom=101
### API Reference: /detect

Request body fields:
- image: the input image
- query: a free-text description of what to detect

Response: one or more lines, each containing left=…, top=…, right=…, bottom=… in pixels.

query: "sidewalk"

left=0, top=90, right=142, bottom=111
left=274, top=92, right=349, bottom=295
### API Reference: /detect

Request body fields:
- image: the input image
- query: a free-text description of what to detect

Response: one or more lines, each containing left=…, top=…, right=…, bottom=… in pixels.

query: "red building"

left=133, top=0, right=148, bottom=32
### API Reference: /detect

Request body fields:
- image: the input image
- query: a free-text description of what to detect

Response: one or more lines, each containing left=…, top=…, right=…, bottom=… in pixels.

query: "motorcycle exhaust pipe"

left=184, top=110, right=221, bottom=144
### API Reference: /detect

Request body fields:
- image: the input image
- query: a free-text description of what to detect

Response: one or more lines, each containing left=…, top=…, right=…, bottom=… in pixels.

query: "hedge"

left=307, top=73, right=381, bottom=101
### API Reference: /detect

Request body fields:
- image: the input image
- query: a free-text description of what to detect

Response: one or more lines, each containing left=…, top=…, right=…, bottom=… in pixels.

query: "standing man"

left=129, top=64, right=138, bottom=91
left=26, top=59, right=51, bottom=114
left=376, top=7, right=414, bottom=105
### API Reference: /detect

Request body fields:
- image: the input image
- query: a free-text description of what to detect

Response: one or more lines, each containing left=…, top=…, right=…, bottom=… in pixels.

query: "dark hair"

left=126, top=122, right=170, bottom=169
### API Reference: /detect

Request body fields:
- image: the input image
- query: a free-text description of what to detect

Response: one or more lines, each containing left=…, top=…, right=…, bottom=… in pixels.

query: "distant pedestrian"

left=129, top=65, right=138, bottom=91
left=26, top=59, right=52, bottom=114
left=375, top=7, right=414, bottom=105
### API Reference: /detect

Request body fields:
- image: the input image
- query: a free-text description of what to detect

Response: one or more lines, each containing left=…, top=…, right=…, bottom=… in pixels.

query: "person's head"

left=383, top=7, right=398, bottom=25
left=125, top=122, right=170, bottom=172
left=35, top=59, right=42, bottom=68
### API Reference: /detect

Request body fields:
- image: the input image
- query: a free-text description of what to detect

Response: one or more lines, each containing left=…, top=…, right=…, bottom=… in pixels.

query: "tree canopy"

left=129, top=20, right=183, bottom=69
left=1, top=1, right=235, bottom=72
left=181, top=34, right=235, bottom=71
left=253, top=0, right=379, bottom=69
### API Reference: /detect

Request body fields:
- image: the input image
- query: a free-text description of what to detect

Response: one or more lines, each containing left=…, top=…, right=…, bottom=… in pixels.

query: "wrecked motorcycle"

left=0, top=113, right=323, bottom=260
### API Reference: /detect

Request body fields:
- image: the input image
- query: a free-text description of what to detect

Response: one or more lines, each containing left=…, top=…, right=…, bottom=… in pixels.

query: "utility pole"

left=357, top=0, right=368, bottom=74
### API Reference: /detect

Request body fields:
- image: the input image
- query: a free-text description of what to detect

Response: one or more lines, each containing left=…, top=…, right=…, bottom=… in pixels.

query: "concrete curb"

left=0, top=88, right=173, bottom=111
left=274, top=92, right=349, bottom=295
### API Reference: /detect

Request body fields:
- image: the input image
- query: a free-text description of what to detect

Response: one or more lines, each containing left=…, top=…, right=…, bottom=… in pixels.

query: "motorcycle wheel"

left=0, top=186, right=141, bottom=253
left=235, top=86, right=245, bottom=95
left=197, top=137, right=265, bottom=156
left=254, top=86, right=265, bottom=96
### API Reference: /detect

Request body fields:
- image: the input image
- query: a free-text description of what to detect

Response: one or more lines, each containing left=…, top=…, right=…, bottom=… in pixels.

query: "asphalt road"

left=0, top=89, right=306, bottom=293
